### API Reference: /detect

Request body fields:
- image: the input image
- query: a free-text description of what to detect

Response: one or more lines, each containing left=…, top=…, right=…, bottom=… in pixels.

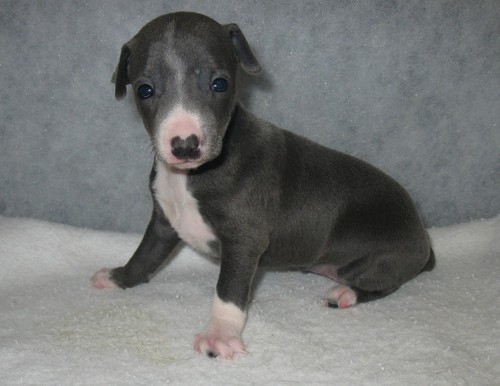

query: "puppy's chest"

left=153, top=163, right=216, bottom=254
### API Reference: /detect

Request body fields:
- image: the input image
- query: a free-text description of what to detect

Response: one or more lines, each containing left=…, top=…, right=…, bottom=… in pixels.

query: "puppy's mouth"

left=155, top=150, right=207, bottom=170
left=166, top=158, right=204, bottom=170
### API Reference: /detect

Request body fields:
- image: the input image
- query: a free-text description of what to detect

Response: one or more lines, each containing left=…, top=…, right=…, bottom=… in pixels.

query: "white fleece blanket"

left=0, top=215, right=498, bottom=385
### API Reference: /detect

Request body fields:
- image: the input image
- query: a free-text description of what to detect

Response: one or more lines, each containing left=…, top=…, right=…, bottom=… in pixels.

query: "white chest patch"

left=152, top=162, right=216, bottom=254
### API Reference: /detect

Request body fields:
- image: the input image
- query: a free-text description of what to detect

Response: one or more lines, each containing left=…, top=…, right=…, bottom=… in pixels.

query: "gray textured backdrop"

left=1, top=0, right=498, bottom=232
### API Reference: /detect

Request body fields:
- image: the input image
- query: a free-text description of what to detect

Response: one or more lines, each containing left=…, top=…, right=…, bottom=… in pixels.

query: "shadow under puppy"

left=92, top=12, right=435, bottom=360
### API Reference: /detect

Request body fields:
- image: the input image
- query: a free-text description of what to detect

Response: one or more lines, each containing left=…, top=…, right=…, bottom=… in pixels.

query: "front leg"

left=92, top=207, right=180, bottom=289
left=194, top=243, right=263, bottom=360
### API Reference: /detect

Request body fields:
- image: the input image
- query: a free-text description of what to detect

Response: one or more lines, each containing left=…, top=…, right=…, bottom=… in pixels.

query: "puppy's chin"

left=169, top=161, right=204, bottom=170
left=156, top=153, right=206, bottom=170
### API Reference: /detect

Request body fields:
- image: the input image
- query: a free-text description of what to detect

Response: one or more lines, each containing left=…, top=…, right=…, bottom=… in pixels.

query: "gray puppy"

left=92, top=12, right=435, bottom=360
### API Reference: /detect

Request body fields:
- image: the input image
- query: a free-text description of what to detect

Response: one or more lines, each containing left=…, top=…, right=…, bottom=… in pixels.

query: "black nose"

left=171, top=135, right=201, bottom=160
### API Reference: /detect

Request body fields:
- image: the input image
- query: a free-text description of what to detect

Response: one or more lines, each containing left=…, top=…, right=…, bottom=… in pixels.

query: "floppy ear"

left=226, top=23, right=262, bottom=74
left=111, top=44, right=131, bottom=100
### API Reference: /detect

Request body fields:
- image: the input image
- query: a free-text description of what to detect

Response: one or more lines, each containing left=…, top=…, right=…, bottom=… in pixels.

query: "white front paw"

left=91, top=268, right=118, bottom=289
left=194, top=296, right=247, bottom=359
left=194, top=318, right=246, bottom=359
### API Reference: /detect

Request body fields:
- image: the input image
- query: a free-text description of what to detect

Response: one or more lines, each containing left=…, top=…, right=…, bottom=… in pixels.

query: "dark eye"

left=210, top=78, right=228, bottom=92
left=137, top=84, right=154, bottom=99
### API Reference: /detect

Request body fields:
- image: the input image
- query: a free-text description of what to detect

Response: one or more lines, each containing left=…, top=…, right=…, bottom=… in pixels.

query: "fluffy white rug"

left=1, top=215, right=498, bottom=385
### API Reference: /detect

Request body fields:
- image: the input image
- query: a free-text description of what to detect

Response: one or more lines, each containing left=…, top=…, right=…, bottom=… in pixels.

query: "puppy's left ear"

left=226, top=23, right=262, bottom=75
left=111, top=44, right=131, bottom=100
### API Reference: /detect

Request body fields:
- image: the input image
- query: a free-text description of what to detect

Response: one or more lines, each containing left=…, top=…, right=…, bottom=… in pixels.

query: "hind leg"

left=331, top=253, right=409, bottom=307
left=307, top=259, right=401, bottom=308
left=324, top=285, right=398, bottom=308
left=306, top=264, right=358, bottom=308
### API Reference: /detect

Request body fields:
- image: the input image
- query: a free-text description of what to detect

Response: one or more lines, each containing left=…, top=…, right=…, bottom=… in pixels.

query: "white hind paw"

left=323, top=285, right=357, bottom=308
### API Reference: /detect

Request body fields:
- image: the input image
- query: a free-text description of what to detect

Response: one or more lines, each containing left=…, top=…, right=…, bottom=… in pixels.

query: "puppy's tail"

left=421, top=248, right=436, bottom=272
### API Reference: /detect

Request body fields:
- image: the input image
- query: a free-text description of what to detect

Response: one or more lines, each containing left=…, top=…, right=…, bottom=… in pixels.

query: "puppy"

left=92, top=12, right=435, bottom=359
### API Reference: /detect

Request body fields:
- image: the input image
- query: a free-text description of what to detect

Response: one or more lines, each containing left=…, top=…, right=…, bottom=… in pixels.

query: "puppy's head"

left=113, top=12, right=261, bottom=169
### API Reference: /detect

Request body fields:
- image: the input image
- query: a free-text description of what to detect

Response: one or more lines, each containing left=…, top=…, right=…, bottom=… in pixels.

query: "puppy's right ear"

left=112, top=45, right=130, bottom=100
